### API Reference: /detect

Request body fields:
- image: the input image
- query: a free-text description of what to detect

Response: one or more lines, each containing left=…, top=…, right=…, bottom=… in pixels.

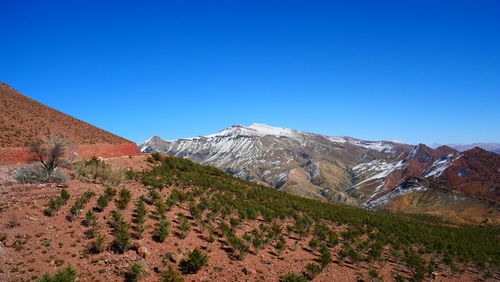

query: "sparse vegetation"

left=96, top=195, right=110, bottom=211
left=125, top=263, right=144, bottom=282
left=304, top=263, right=321, bottom=280
left=280, top=271, right=308, bottom=282
left=116, top=187, right=132, bottom=210
left=154, top=219, right=171, bottom=242
left=160, top=264, right=184, bottom=282
left=38, top=265, right=77, bottom=282
left=68, top=191, right=94, bottom=221
left=178, top=215, right=191, bottom=239
left=89, top=233, right=106, bottom=253
left=319, top=246, right=332, bottom=268
left=76, top=156, right=124, bottom=186
left=180, top=248, right=208, bottom=274
left=112, top=213, right=131, bottom=253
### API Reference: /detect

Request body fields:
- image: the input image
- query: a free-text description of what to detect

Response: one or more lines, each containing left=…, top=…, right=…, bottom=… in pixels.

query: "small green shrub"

left=38, top=265, right=77, bottom=282
left=276, top=235, right=286, bottom=255
left=154, top=219, right=171, bottom=242
left=280, top=272, right=307, bottom=282
left=304, top=263, right=321, bottom=280
left=96, top=195, right=110, bottom=211
left=180, top=248, right=208, bottom=274
left=319, top=246, right=332, bottom=268
left=369, top=269, right=379, bottom=278
left=113, top=218, right=131, bottom=253
left=84, top=210, right=97, bottom=227
left=160, top=264, right=184, bottom=282
left=179, top=216, right=191, bottom=239
left=125, top=263, right=144, bottom=282
left=89, top=233, right=106, bottom=253
left=60, top=189, right=70, bottom=204
left=116, top=188, right=132, bottom=210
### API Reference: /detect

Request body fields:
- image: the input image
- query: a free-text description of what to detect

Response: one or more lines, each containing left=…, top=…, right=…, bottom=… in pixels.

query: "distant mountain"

left=432, top=142, right=500, bottom=154
left=141, top=124, right=413, bottom=205
left=142, top=124, right=500, bottom=223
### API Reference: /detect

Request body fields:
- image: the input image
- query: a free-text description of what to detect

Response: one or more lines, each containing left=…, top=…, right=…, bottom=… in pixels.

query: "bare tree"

left=30, top=135, right=74, bottom=176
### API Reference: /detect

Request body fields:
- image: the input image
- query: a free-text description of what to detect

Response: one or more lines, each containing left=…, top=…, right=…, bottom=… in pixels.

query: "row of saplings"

left=41, top=185, right=339, bottom=281
left=41, top=186, right=207, bottom=282
left=41, top=185, right=421, bottom=282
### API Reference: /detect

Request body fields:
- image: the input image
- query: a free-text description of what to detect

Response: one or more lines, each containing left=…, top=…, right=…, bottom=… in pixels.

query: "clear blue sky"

left=1, top=0, right=499, bottom=145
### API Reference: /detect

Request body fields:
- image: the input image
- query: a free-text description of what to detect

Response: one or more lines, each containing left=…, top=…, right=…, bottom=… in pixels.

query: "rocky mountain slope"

left=433, top=143, right=500, bottom=154
left=0, top=82, right=141, bottom=163
left=141, top=124, right=499, bottom=223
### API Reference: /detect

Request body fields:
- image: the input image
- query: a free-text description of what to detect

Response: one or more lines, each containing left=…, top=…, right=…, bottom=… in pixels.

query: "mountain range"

left=432, top=142, right=500, bottom=154
left=141, top=124, right=500, bottom=223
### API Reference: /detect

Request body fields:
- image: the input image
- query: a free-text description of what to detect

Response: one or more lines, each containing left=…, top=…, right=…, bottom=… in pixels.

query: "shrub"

left=154, top=219, right=171, bottom=242
left=180, top=248, right=208, bottom=274
left=151, top=152, right=163, bottom=162
left=369, top=269, right=379, bottom=278
left=179, top=216, right=191, bottom=239
left=228, top=235, right=249, bottom=260
left=76, top=157, right=124, bottom=186
left=38, top=265, right=77, bottom=282
left=148, top=189, right=161, bottom=205
left=133, top=198, right=148, bottom=239
left=89, top=233, right=106, bottom=253
left=15, top=165, right=48, bottom=184
left=251, top=230, right=265, bottom=254
left=339, top=244, right=362, bottom=263
left=304, top=263, right=321, bottom=280
left=47, top=170, right=69, bottom=183
left=160, top=264, right=184, bottom=282
left=96, top=195, right=110, bottom=211
left=319, top=246, right=332, bottom=268
left=84, top=210, right=97, bottom=227
left=60, top=189, right=70, bottom=204
left=45, top=197, right=63, bottom=216
left=104, top=186, right=117, bottom=198
left=67, top=192, right=93, bottom=221
left=116, top=188, right=132, bottom=210
left=125, top=263, right=144, bottom=282
left=280, top=272, right=307, bottom=282
left=308, top=238, right=321, bottom=251
left=113, top=219, right=131, bottom=253
left=135, top=197, right=148, bottom=223
left=276, top=235, right=286, bottom=255
left=155, top=200, right=167, bottom=220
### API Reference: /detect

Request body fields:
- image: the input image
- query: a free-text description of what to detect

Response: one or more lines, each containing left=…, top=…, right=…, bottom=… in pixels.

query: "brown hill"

left=0, top=82, right=130, bottom=147
left=436, top=147, right=500, bottom=201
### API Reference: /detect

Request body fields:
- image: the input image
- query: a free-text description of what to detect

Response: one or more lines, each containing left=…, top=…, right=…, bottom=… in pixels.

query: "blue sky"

left=1, top=0, right=499, bottom=145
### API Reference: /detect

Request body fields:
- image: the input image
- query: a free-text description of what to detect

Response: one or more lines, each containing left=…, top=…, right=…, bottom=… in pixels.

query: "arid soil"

left=0, top=156, right=496, bottom=282
left=0, top=82, right=131, bottom=147
left=0, top=143, right=143, bottom=165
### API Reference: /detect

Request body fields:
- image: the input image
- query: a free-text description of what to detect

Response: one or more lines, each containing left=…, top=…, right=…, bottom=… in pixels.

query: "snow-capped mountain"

left=141, top=124, right=500, bottom=221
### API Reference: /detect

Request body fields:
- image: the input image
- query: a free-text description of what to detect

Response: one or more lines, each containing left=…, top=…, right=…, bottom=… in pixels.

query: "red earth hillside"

left=0, top=82, right=142, bottom=163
